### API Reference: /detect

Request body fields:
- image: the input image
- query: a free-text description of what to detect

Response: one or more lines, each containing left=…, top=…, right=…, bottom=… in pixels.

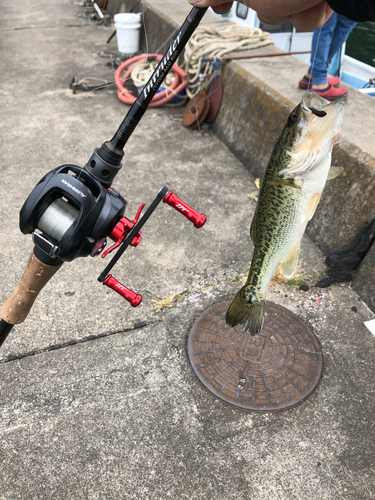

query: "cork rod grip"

left=0, top=251, right=63, bottom=325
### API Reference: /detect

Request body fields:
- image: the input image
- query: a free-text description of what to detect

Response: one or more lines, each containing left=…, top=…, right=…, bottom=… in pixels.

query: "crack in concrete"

left=0, top=319, right=162, bottom=365
left=0, top=24, right=91, bottom=32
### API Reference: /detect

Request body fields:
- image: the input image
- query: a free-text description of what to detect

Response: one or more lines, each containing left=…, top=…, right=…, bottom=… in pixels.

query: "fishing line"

left=141, top=2, right=149, bottom=61
left=75, top=76, right=132, bottom=178
left=308, top=25, right=322, bottom=88
left=154, top=27, right=180, bottom=56
left=73, top=8, right=211, bottom=186
left=76, top=4, right=151, bottom=174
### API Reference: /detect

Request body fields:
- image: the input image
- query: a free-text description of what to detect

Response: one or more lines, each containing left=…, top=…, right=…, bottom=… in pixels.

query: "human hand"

left=188, top=0, right=334, bottom=31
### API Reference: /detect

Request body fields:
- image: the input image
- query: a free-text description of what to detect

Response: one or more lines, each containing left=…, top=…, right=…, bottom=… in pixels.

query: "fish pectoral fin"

left=327, top=166, right=343, bottom=180
left=301, top=192, right=321, bottom=223
left=267, top=179, right=300, bottom=189
left=279, top=243, right=300, bottom=279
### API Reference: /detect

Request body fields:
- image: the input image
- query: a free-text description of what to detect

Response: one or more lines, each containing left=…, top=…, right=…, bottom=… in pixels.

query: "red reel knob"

left=103, top=275, right=142, bottom=307
left=163, top=191, right=207, bottom=228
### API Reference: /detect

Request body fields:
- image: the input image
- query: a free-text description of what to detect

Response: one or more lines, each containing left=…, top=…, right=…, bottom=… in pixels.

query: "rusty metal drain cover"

left=188, top=300, right=323, bottom=412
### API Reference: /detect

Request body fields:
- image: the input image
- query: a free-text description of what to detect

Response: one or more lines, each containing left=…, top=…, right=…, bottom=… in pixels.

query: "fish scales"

left=226, top=92, right=347, bottom=336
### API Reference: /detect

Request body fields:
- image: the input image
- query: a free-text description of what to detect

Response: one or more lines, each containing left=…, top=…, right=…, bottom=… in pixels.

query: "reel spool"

left=20, top=164, right=127, bottom=262
left=37, top=197, right=80, bottom=243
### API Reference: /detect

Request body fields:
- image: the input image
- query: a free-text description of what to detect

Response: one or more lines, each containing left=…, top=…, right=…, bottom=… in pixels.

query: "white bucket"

left=114, top=13, right=141, bottom=54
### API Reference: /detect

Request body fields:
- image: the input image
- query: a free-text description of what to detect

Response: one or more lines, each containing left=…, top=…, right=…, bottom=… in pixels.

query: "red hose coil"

left=114, top=53, right=188, bottom=107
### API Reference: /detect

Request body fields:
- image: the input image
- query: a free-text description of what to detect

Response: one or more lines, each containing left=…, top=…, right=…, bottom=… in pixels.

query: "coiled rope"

left=131, top=60, right=176, bottom=89
left=183, top=24, right=273, bottom=98
left=114, top=24, right=273, bottom=107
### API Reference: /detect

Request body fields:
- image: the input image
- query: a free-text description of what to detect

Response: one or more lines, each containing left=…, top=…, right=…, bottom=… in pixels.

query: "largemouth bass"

left=226, top=92, right=346, bottom=335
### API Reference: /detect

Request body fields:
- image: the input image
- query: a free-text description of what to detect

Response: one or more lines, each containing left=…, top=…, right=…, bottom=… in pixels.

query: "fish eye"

left=288, top=112, right=297, bottom=125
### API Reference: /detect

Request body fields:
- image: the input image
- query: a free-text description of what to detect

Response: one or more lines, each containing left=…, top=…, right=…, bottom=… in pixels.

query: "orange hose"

left=114, top=53, right=188, bottom=107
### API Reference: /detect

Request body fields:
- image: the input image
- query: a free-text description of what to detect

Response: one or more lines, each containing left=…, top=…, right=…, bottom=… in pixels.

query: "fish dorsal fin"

left=280, top=243, right=300, bottom=279
left=327, top=166, right=343, bottom=180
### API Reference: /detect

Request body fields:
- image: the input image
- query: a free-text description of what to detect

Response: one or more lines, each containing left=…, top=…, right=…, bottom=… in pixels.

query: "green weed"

left=286, top=277, right=304, bottom=290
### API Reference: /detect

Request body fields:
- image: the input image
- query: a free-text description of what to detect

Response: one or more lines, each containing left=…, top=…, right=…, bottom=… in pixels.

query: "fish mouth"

left=301, top=91, right=347, bottom=132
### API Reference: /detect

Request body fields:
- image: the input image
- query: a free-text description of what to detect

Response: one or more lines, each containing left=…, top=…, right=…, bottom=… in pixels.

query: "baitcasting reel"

left=20, top=164, right=127, bottom=262
left=19, top=163, right=206, bottom=306
left=0, top=6, right=208, bottom=346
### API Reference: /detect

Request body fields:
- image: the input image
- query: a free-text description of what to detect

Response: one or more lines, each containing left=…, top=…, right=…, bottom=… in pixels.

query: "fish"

left=226, top=92, right=347, bottom=335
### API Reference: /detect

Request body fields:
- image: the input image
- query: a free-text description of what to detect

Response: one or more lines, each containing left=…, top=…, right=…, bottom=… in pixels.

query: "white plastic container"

left=114, top=13, right=141, bottom=54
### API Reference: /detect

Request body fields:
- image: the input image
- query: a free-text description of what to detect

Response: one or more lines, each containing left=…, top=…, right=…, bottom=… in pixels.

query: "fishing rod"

left=0, top=6, right=208, bottom=348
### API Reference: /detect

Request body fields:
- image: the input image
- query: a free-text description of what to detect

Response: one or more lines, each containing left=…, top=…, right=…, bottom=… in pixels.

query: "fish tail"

left=225, top=288, right=265, bottom=336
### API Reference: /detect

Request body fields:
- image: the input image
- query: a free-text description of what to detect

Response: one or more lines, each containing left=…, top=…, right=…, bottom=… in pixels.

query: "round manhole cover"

left=188, top=300, right=323, bottom=412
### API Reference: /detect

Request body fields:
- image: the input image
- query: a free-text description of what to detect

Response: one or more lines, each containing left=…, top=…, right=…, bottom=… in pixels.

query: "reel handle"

left=163, top=191, right=207, bottom=228
left=0, top=250, right=63, bottom=325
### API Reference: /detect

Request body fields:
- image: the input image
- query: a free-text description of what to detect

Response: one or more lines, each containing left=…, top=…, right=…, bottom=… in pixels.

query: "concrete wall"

left=105, top=0, right=125, bottom=17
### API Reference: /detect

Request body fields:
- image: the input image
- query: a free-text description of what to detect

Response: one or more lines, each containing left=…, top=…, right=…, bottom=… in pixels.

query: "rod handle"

left=0, top=250, right=63, bottom=325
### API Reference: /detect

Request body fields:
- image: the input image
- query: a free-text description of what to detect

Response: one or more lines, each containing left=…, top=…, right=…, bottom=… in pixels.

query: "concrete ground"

left=0, top=1, right=374, bottom=499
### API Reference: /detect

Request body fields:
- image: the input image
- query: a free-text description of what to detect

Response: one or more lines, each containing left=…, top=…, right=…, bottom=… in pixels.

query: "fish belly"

left=250, top=173, right=324, bottom=293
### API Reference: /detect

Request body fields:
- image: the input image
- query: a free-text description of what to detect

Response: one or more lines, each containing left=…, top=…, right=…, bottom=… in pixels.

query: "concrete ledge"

left=124, top=0, right=375, bottom=311
left=214, top=63, right=292, bottom=179
left=311, top=141, right=375, bottom=311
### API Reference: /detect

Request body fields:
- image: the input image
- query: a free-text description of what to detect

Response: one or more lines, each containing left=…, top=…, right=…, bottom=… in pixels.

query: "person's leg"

left=305, top=29, right=321, bottom=78
left=299, top=13, right=352, bottom=99
left=299, top=13, right=340, bottom=89
left=309, top=12, right=337, bottom=86
left=327, top=14, right=357, bottom=63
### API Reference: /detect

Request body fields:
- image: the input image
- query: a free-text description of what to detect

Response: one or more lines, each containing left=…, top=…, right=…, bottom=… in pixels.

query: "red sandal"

left=308, top=84, right=348, bottom=101
left=299, top=75, right=340, bottom=90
